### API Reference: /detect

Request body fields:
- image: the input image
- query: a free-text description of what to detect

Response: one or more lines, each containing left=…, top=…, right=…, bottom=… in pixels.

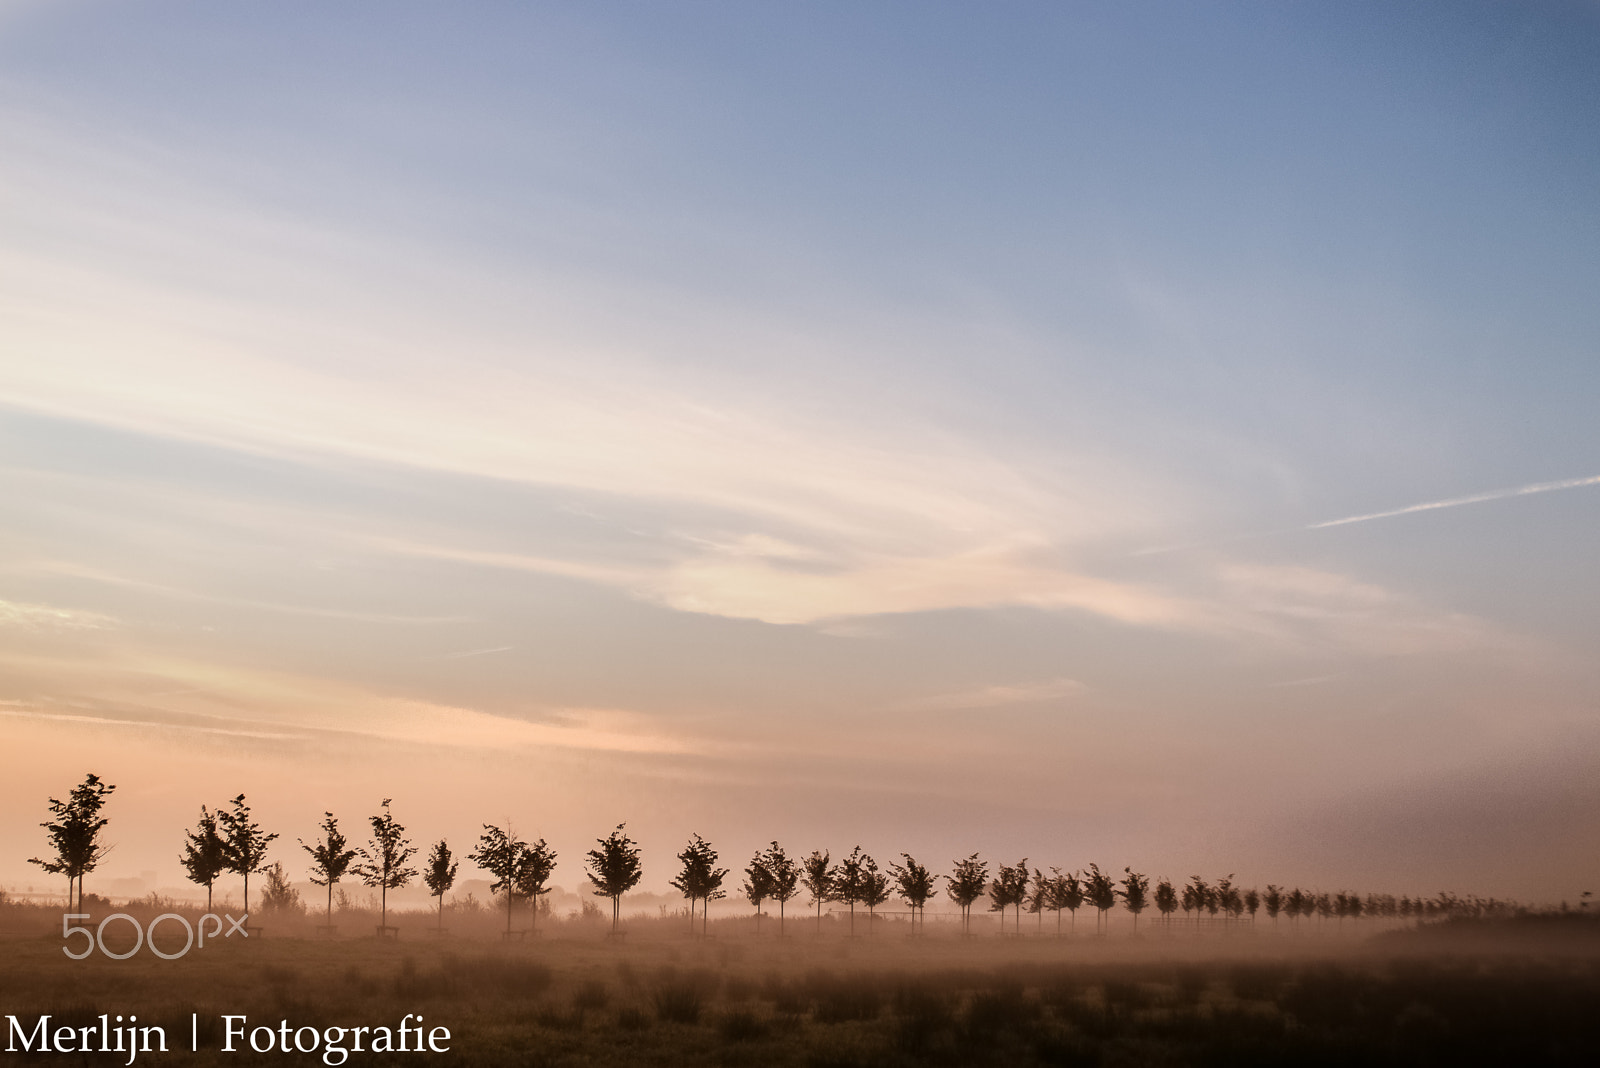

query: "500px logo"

left=61, top=912, right=250, bottom=960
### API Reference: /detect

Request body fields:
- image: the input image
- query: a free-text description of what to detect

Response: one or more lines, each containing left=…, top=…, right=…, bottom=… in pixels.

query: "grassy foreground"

left=2, top=915, right=1598, bottom=1066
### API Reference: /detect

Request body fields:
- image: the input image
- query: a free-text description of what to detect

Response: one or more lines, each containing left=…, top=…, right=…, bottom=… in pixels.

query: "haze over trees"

left=300, top=812, right=358, bottom=924
left=28, top=773, right=115, bottom=912
left=585, top=824, right=642, bottom=935
left=17, top=774, right=1527, bottom=946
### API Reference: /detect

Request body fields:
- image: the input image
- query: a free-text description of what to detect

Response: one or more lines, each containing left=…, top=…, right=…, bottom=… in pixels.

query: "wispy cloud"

left=1305, top=474, right=1600, bottom=530
left=0, top=598, right=115, bottom=630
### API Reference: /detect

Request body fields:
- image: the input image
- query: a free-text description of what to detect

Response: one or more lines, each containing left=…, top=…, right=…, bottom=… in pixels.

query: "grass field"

left=3, top=905, right=1597, bottom=1066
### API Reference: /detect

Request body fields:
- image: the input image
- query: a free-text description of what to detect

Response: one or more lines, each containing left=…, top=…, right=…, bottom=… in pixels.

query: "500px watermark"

left=60, top=911, right=250, bottom=960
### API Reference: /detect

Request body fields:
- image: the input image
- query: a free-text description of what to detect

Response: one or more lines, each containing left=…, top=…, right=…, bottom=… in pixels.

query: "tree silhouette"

left=988, top=859, right=1030, bottom=935
left=1041, top=868, right=1070, bottom=936
left=1264, top=884, right=1283, bottom=926
left=832, top=846, right=871, bottom=936
left=669, top=834, right=727, bottom=938
left=471, top=824, right=557, bottom=936
left=218, top=794, right=277, bottom=916
left=761, top=842, right=801, bottom=937
left=512, top=838, right=558, bottom=934
left=29, top=773, right=115, bottom=912
left=1286, top=887, right=1307, bottom=929
left=1154, top=877, right=1178, bottom=930
left=180, top=805, right=229, bottom=911
left=1215, top=874, right=1239, bottom=928
left=354, top=799, right=418, bottom=933
left=861, top=854, right=891, bottom=934
left=1084, top=864, right=1117, bottom=934
left=423, top=839, right=458, bottom=932
left=470, top=824, right=522, bottom=936
left=800, top=850, right=835, bottom=934
left=260, top=862, right=301, bottom=914
left=1121, top=868, right=1149, bottom=933
left=585, top=824, right=642, bottom=936
left=1028, top=868, right=1050, bottom=934
left=299, top=812, right=358, bottom=925
left=1243, top=887, right=1260, bottom=925
left=740, top=848, right=775, bottom=934
left=1053, top=869, right=1085, bottom=935
left=1183, top=875, right=1209, bottom=930
left=947, top=854, right=989, bottom=936
left=889, top=854, right=939, bottom=935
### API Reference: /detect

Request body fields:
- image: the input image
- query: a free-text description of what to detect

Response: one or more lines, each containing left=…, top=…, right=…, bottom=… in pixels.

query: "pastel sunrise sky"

left=3, top=1, right=1599, bottom=903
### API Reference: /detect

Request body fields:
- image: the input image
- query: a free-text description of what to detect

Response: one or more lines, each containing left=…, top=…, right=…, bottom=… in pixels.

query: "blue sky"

left=2, top=1, right=1599, bottom=901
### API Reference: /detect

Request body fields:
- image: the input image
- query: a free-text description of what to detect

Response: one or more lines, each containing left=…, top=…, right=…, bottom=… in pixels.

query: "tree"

left=1243, top=887, right=1260, bottom=925
left=259, top=862, right=303, bottom=915
left=354, top=799, right=418, bottom=932
left=832, top=846, right=871, bottom=936
left=423, top=840, right=459, bottom=932
left=947, top=854, right=990, bottom=936
left=669, top=834, right=727, bottom=938
left=29, top=773, right=115, bottom=912
left=1052, top=869, right=1085, bottom=935
left=740, top=849, right=776, bottom=934
left=1215, top=874, right=1239, bottom=927
left=1286, top=887, right=1308, bottom=929
left=800, top=850, right=835, bottom=934
left=1264, top=884, right=1284, bottom=926
left=1183, top=876, right=1210, bottom=929
left=1028, top=868, right=1050, bottom=934
left=471, top=825, right=522, bottom=936
left=511, top=838, right=558, bottom=934
left=889, top=854, right=939, bottom=935
left=218, top=794, right=277, bottom=916
left=860, top=854, right=892, bottom=934
left=1121, top=868, right=1149, bottom=933
left=299, top=812, right=358, bottom=924
left=585, top=824, right=642, bottom=936
left=470, top=824, right=557, bottom=936
left=762, top=843, right=801, bottom=937
left=180, top=805, right=229, bottom=911
left=1084, top=864, right=1117, bottom=934
left=1154, top=877, right=1178, bottom=929
left=988, top=859, right=1030, bottom=935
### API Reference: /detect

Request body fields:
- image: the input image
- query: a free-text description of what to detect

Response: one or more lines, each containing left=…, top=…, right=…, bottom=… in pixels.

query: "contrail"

left=1132, top=472, right=1600, bottom=556
left=1304, top=473, right=1600, bottom=530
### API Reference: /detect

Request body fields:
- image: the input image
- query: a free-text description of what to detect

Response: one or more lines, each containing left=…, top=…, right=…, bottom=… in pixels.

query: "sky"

left=2, top=1, right=1599, bottom=906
